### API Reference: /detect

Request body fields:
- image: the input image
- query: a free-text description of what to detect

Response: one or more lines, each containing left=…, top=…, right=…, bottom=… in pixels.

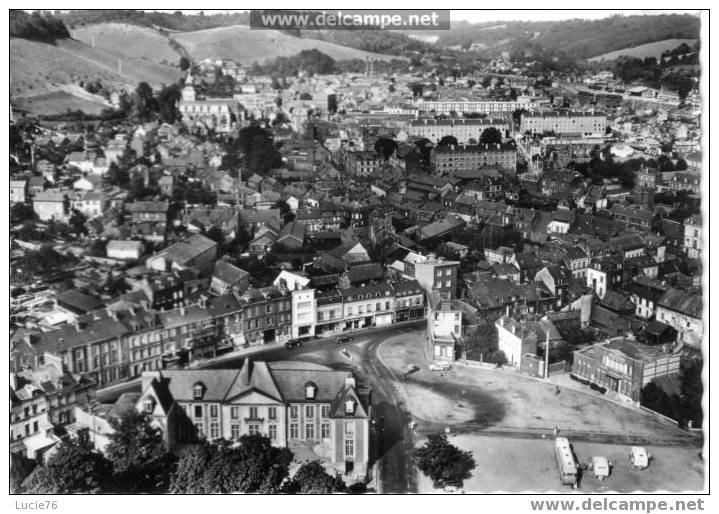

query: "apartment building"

left=430, top=142, right=517, bottom=173
left=408, top=118, right=509, bottom=144
left=520, top=111, right=607, bottom=137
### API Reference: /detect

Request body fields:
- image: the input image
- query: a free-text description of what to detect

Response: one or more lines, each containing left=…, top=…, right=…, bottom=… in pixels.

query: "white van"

left=590, top=456, right=611, bottom=480
left=630, top=446, right=651, bottom=469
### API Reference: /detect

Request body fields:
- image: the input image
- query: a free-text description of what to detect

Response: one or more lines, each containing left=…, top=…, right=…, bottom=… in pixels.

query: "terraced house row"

left=13, top=280, right=426, bottom=389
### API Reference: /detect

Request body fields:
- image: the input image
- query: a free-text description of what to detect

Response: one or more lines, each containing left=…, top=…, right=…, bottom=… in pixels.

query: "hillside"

left=10, top=37, right=182, bottom=115
left=173, top=25, right=405, bottom=64
left=71, top=23, right=184, bottom=65
left=416, top=14, right=700, bottom=60
left=588, top=38, right=698, bottom=62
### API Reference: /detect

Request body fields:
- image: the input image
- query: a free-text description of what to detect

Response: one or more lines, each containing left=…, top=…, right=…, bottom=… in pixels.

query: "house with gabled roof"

left=136, top=360, right=371, bottom=479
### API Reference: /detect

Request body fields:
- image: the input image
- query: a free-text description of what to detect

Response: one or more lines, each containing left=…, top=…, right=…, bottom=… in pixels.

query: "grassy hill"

left=173, top=25, right=405, bottom=64
left=416, top=14, right=700, bottom=60
left=588, top=38, right=698, bottom=62
left=10, top=37, right=182, bottom=115
left=71, top=23, right=184, bottom=65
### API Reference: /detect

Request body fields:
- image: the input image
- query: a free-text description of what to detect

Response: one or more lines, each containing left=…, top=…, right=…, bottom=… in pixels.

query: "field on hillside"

left=173, top=25, right=405, bottom=64
left=72, top=23, right=183, bottom=65
left=589, top=38, right=697, bottom=62
left=12, top=90, right=109, bottom=116
left=11, top=37, right=183, bottom=115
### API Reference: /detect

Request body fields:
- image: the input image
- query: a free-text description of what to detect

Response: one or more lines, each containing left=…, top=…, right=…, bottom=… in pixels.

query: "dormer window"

left=305, top=382, right=317, bottom=400
left=142, top=397, right=155, bottom=414
left=192, top=383, right=205, bottom=400
left=345, top=399, right=356, bottom=415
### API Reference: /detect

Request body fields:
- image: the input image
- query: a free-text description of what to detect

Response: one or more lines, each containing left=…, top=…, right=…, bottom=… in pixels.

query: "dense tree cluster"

left=170, top=434, right=293, bottom=494
left=414, top=433, right=476, bottom=489
left=252, top=49, right=337, bottom=77
left=10, top=10, right=70, bottom=43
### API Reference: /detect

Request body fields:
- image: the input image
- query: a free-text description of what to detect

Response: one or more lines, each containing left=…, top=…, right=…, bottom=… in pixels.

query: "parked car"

left=335, top=335, right=353, bottom=344
left=429, top=362, right=452, bottom=372
left=590, top=456, right=611, bottom=480
left=630, top=446, right=651, bottom=469
left=403, top=364, right=420, bottom=379
left=285, top=339, right=303, bottom=349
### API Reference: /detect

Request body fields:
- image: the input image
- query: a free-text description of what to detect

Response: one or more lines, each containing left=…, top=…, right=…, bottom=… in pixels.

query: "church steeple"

left=181, top=71, right=196, bottom=102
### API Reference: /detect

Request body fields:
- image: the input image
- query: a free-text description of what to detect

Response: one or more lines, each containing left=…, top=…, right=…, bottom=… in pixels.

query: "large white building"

left=412, top=99, right=533, bottom=114
left=408, top=118, right=509, bottom=144
left=520, top=111, right=607, bottom=138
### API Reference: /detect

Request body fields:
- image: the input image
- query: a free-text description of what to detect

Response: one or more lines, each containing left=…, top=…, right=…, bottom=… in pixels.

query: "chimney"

left=242, top=357, right=251, bottom=385
left=511, top=324, right=516, bottom=335
left=107, top=308, right=118, bottom=321
left=345, top=376, right=356, bottom=388
left=179, top=306, right=186, bottom=316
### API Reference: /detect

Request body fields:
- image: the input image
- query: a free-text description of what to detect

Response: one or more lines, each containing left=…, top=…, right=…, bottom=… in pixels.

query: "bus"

left=554, top=437, right=579, bottom=488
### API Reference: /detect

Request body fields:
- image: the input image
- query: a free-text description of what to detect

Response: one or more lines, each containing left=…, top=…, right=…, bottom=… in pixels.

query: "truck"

left=554, top=437, right=579, bottom=488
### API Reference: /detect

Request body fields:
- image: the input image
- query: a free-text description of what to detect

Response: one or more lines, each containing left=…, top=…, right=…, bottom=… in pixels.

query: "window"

left=306, top=405, right=314, bottom=418
left=209, top=405, right=218, bottom=418
left=268, top=407, right=277, bottom=420
left=33, top=421, right=39, bottom=433
left=268, top=425, right=277, bottom=441
left=345, top=439, right=354, bottom=458
left=195, top=422, right=204, bottom=438
left=345, top=421, right=354, bottom=435
left=231, top=407, right=240, bottom=419
left=290, top=405, right=299, bottom=418
left=321, top=423, right=330, bottom=439
left=231, top=424, right=241, bottom=440
left=321, top=405, right=330, bottom=418
left=344, top=400, right=356, bottom=415
left=210, top=422, right=219, bottom=440
left=248, top=424, right=260, bottom=435
left=193, top=384, right=204, bottom=400
left=249, top=406, right=258, bottom=419
left=290, top=423, right=299, bottom=439
left=305, top=384, right=316, bottom=400
left=142, top=398, right=155, bottom=414
left=194, top=405, right=203, bottom=418
left=306, top=423, right=315, bottom=440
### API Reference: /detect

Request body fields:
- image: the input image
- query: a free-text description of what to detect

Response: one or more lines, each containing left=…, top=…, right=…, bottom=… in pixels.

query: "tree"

left=414, top=433, right=476, bottom=490
left=169, top=443, right=217, bottom=494
left=10, top=202, right=37, bottom=223
left=679, top=359, right=703, bottom=428
left=285, top=460, right=345, bottom=494
left=205, top=226, right=225, bottom=245
left=479, top=127, right=503, bottom=146
left=234, top=126, right=282, bottom=176
left=374, top=137, right=398, bottom=160
left=299, top=92, right=313, bottom=101
left=437, top=135, right=458, bottom=147
left=233, top=433, right=293, bottom=493
left=157, top=83, right=182, bottom=123
left=410, top=82, right=424, bottom=98
left=134, top=82, right=156, bottom=119
left=179, top=56, right=191, bottom=71
left=170, top=435, right=292, bottom=494
left=105, top=410, right=173, bottom=492
left=69, top=209, right=88, bottom=235
left=24, top=432, right=111, bottom=493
